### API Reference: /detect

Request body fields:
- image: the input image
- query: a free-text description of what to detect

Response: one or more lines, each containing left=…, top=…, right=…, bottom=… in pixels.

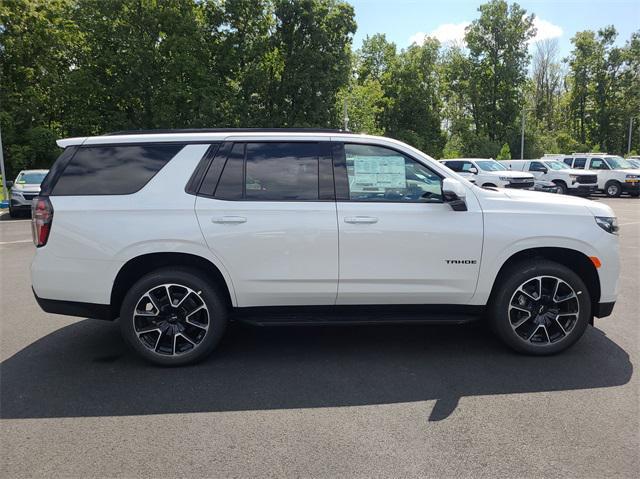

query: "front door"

left=333, top=142, right=483, bottom=305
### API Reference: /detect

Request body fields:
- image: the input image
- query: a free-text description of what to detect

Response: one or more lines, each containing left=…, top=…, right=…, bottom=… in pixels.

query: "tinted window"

left=444, top=161, right=474, bottom=173
left=214, top=143, right=244, bottom=200
left=345, top=144, right=442, bottom=202
left=245, top=143, right=319, bottom=201
left=573, top=158, right=586, bottom=169
left=52, top=144, right=183, bottom=195
left=563, top=158, right=573, bottom=166
left=529, top=161, right=546, bottom=171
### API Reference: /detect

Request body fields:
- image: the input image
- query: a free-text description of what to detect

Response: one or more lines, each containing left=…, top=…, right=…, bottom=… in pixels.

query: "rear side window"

left=573, top=158, right=586, bottom=169
left=245, top=143, right=319, bottom=200
left=52, top=144, right=184, bottom=195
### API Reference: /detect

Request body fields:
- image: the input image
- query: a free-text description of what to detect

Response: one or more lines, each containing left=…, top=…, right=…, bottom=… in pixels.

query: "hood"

left=11, top=183, right=41, bottom=193
left=479, top=186, right=615, bottom=218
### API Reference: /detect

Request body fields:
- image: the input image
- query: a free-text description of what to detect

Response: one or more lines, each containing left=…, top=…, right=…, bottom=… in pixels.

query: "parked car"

left=439, top=159, right=534, bottom=189
left=626, top=158, right=640, bottom=169
left=31, top=129, right=619, bottom=365
left=532, top=179, right=560, bottom=193
left=505, top=159, right=597, bottom=195
left=9, top=169, right=49, bottom=217
left=559, top=154, right=640, bottom=197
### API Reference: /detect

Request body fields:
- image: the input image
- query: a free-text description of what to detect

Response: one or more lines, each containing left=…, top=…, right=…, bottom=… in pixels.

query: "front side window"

left=344, top=144, right=442, bottom=202
left=529, top=161, right=546, bottom=172
left=590, top=158, right=609, bottom=170
left=563, top=158, right=573, bottom=166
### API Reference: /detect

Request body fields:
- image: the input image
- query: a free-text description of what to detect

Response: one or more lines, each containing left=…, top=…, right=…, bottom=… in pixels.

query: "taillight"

left=31, top=197, right=53, bottom=247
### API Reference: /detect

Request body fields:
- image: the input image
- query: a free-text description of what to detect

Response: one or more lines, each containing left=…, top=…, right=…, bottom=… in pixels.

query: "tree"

left=465, top=0, right=535, bottom=142
left=531, top=39, right=562, bottom=130
left=336, top=78, right=385, bottom=134
left=496, top=142, right=511, bottom=160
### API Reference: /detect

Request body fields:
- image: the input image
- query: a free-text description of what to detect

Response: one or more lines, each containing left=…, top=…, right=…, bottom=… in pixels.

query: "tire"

left=488, top=259, right=591, bottom=355
left=553, top=181, right=568, bottom=195
left=8, top=206, right=18, bottom=218
left=119, top=267, right=228, bottom=366
left=605, top=181, right=622, bottom=198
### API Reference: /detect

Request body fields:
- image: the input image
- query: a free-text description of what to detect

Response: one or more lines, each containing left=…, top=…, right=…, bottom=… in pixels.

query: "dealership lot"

left=1, top=198, right=638, bottom=478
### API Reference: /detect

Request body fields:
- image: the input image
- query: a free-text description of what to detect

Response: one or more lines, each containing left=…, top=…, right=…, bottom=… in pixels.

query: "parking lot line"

left=0, top=239, right=32, bottom=245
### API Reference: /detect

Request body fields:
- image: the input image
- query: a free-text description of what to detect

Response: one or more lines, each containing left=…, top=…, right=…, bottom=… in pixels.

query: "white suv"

left=505, top=159, right=598, bottom=195
left=560, top=154, right=640, bottom=197
left=440, top=158, right=534, bottom=189
left=31, top=130, right=620, bottom=365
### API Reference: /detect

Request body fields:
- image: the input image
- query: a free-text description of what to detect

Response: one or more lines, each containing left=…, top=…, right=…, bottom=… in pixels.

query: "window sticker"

left=349, top=155, right=406, bottom=192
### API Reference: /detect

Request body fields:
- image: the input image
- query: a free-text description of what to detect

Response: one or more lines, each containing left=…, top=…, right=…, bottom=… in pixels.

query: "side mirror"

left=442, top=178, right=467, bottom=211
left=469, top=167, right=478, bottom=174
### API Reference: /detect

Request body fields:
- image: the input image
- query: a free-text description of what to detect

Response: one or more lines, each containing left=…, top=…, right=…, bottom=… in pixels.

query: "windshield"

left=605, top=156, right=635, bottom=169
left=16, top=172, right=47, bottom=184
left=476, top=160, right=507, bottom=171
left=544, top=160, right=569, bottom=170
left=628, top=159, right=640, bottom=168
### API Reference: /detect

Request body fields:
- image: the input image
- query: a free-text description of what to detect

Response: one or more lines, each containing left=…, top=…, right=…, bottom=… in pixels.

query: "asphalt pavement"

left=1, top=197, right=638, bottom=478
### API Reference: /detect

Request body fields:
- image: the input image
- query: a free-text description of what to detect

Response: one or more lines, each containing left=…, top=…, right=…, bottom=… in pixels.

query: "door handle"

left=344, top=216, right=378, bottom=224
left=212, top=216, right=247, bottom=224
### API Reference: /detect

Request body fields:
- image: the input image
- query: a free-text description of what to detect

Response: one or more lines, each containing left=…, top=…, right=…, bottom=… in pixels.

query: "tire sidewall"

left=119, top=268, right=227, bottom=366
left=605, top=181, right=622, bottom=197
left=553, top=181, right=568, bottom=195
left=489, top=260, right=591, bottom=355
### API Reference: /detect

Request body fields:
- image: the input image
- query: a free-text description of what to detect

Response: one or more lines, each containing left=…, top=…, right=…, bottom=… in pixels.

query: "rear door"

left=195, top=141, right=338, bottom=307
left=333, top=142, right=483, bottom=305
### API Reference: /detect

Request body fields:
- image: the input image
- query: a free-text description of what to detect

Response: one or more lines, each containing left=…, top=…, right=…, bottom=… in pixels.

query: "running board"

left=231, top=304, right=484, bottom=326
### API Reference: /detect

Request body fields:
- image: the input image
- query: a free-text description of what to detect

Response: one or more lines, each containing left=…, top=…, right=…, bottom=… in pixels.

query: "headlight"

left=625, top=174, right=639, bottom=179
left=569, top=174, right=579, bottom=180
left=595, top=216, right=619, bottom=235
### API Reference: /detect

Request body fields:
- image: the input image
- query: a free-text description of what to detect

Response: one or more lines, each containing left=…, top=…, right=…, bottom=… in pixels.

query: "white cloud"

left=531, top=17, right=563, bottom=43
left=408, top=17, right=562, bottom=48
left=409, top=21, right=471, bottom=46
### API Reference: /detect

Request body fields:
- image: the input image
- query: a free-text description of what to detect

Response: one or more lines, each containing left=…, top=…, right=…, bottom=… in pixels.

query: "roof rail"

left=571, top=152, right=610, bottom=155
left=104, top=128, right=348, bottom=136
left=542, top=153, right=563, bottom=157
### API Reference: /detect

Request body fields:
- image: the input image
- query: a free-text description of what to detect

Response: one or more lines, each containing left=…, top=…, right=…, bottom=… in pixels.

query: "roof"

left=105, top=128, right=346, bottom=136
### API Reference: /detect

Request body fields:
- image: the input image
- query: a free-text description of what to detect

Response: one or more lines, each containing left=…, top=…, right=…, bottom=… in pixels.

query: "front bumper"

left=572, top=184, right=597, bottom=194
left=622, top=181, right=640, bottom=192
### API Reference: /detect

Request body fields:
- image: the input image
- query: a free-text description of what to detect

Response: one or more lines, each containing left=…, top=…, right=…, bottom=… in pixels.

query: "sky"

left=349, top=0, right=640, bottom=57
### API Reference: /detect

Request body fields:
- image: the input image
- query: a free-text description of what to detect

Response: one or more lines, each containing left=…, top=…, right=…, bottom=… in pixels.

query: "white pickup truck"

left=505, top=159, right=598, bottom=195
left=558, top=154, right=640, bottom=197
left=439, top=159, right=534, bottom=189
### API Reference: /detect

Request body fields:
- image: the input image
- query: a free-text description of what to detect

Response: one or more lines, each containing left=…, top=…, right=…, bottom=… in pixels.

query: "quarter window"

left=344, top=144, right=442, bottom=202
left=52, top=144, right=184, bottom=195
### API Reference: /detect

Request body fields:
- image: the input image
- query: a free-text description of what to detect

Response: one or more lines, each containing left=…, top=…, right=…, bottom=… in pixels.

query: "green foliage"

left=1, top=0, right=638, bottom=176
left=496, top=143, right=511, bottom=160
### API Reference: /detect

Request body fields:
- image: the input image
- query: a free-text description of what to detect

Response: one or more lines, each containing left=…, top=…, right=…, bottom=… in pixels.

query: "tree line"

left=1, top=0, right=638, bottom=177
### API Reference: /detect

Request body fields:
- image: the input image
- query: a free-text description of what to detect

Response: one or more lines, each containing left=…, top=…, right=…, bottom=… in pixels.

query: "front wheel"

left=120, top=268, right=228, bottom=366
left=605, top=181, right=622, bottom=198
left=488, top=260, right=591, bottom=355
left=553, top=181, right=568, bottom=195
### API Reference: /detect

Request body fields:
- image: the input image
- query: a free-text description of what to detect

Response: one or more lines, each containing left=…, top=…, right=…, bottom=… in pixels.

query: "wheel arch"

left=488, top=247, right=601, bottom=315
left=111, top=252, right=235, bottom=318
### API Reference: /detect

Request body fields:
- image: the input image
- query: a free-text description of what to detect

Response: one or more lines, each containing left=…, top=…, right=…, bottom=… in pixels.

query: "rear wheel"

left=119, top=268, right=228, bottom=366
left=605, top=181, right=622, bottom=198
left=488, top=260, right=591, bottom=355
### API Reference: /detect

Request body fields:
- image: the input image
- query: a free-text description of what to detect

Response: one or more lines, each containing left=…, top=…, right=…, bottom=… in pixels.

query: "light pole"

left=520, top=108, right=527, bottom=160
left=628, top=117, right=635, bottom=154
left=0, top=126, right=8, bottom=204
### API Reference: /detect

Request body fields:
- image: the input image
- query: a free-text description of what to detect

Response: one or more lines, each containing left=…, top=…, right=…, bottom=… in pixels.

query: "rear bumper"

left=594, top=301, right=615, bottom=319
left=32, top=288, right=114, bottom=320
